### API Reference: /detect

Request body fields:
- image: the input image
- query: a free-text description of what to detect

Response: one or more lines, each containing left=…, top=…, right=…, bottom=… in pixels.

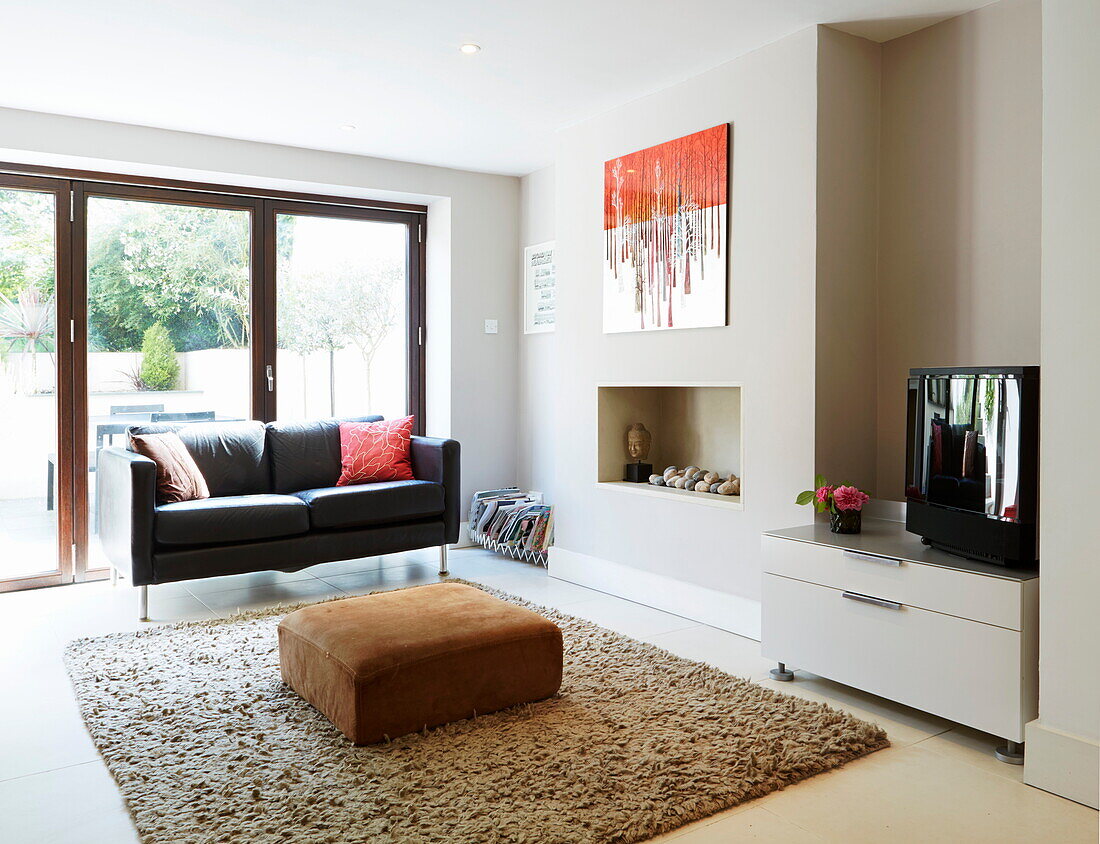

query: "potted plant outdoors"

left=0, top=288, right=56, bottom=395
left=138, top=323, right=180, bottom=392
left=796, top=474, right=870, bottom=534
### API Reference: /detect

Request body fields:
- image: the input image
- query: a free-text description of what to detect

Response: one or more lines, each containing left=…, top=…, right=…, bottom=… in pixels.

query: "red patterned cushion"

left=337, top=417, right=416, bottom=486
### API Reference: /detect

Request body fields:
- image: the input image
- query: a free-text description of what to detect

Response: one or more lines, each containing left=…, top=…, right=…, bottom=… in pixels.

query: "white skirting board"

left=1024, top=719, right=1100, bottom=809
left=548, top=547, right=761, bottom=640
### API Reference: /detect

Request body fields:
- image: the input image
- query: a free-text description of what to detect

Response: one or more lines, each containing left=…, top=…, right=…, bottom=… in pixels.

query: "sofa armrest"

left=410, top=437, right=461, bottom=544
left=97, top=446, right=157, bottom=586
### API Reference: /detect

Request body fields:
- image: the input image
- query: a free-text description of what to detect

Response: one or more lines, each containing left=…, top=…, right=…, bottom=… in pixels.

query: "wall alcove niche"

left=597, top=383, right=743, bottom=510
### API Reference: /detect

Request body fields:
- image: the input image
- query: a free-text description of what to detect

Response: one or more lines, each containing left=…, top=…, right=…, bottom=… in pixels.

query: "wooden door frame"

left=260, top=199, right=426, bottom=431
left=0, top=174, right=75, bottom=592
left=73, top=184, right=264, bottom=579
left=0, top=160, right=426, bottom=214
left=0, top=162, right=429, bottom=591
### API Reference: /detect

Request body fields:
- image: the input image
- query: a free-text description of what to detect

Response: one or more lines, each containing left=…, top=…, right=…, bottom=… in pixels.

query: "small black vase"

left=830, top=508, right=862, bottom=534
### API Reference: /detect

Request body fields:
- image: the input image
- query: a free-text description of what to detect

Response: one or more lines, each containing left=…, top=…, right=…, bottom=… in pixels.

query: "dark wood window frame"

left=0, top=162, right=427, bottom=590
left=0, top=173, right=74, bottom=592
left=260, top=199, right=426, bottom=428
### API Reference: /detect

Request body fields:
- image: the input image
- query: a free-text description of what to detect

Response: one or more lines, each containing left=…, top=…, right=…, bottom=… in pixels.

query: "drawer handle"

left=842, top=591, right=903, bottom=610
left=843, top=551, right=902, bottom=567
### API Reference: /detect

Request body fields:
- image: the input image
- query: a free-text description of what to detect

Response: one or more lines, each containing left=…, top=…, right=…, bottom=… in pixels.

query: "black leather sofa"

left=97, top=415, right=460, bottom=619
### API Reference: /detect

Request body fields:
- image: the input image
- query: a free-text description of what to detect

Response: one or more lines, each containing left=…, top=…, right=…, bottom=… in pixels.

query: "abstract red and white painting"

left=603, top=124, right=729, bottom=333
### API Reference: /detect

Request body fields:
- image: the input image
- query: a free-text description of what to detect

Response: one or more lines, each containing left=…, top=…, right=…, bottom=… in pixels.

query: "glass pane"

left=0, top=188, right=59, bottom=580
left=275, top=214, right=408, bottom=421
left=909, top=374, right=1024, bottom=521
left=85, top=197, right=252, bottom=567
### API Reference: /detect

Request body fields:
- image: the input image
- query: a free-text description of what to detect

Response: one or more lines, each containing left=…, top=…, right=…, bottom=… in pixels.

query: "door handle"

left=843, top=550, right=902, bottom=567
left=842, top=591, right=903, bottom=610
left=265, top=365, right=274, bottom=392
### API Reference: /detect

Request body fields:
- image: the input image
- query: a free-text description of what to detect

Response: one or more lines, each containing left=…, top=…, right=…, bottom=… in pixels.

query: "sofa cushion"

left=128, top=431, right=210, bottom=504
left=295, top=480, right=444, bottom=530
left=129, top=421, right=270, bottom=497
left=337, top=417, right=415, bottom=486
left=266, top=416, right=384, bottom=494
left=155, top=494, right=309, bottom=546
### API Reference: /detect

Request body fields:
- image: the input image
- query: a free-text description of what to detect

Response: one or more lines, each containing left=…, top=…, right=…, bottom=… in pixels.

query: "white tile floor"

left=0, top=547, right=1095, bottom=843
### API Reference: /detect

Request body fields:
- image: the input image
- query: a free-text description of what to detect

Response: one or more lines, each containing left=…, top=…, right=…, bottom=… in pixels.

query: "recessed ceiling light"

left=340, top=124, right=357, bottom=131
left=459, top=43, right=481, bottom=55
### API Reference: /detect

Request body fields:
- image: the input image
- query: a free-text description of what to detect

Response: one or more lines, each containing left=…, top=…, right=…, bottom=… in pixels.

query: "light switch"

left=484, top=319, right=498, bottom=334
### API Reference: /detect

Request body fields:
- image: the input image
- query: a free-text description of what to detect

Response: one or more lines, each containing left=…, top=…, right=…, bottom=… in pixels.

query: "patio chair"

left=43, top=405, right=187, bottom=511
left=110, top=403, right=164, bottom=415
left=150, top=410, right=216, bottom=423
left=105, top=405, right=164, bottom=447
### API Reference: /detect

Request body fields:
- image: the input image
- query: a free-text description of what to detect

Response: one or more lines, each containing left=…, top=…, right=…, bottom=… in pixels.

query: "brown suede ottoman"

left=277, top=582, right=564, bottom=744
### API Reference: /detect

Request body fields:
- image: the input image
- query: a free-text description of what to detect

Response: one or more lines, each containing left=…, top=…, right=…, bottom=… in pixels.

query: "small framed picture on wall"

left=524, top=241, right=556, bottom=334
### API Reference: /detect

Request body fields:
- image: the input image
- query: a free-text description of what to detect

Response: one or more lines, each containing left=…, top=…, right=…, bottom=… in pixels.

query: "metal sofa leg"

left=439, top=545, right=449, bottom=577
left=139, top=585, right=149, bottom=621
left=110, top=564, right=118, bottom=587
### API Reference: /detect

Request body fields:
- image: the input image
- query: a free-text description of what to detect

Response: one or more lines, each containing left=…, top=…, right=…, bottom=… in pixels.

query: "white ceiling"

left=2, top=0, right=990, bottom=176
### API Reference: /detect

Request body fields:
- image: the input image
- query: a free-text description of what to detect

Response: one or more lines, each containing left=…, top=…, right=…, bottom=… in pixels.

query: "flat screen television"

left=905, top=366, right=1039, bottom=568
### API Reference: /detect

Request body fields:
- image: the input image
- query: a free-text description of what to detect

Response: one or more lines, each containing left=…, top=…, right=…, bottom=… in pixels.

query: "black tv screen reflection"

left=905, top=367, right=1039, bottom=568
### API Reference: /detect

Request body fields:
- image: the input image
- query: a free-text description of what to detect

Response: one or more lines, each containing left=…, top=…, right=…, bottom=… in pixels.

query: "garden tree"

left=86, top=203, right=256, bottom=352
left=1, top=193, right=299, bottom=356
left=0, top=189, right=55, bottom=301
left=277, top=268, right=352, bottom=416
left=277, top=270, right=329, bottom=413
left=277, top=260, right=401, bottom=415
left=139, top=323, right=180, bottom=391
left=343, top=262, right=401, bottom=411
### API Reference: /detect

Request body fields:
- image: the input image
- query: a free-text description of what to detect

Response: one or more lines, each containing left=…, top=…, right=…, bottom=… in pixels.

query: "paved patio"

left=0, top=496, right=108, bottom=581
left=0, top=498, right=56, bottom=580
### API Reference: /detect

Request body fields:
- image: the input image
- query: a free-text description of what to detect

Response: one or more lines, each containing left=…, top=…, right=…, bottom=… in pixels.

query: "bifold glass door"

left=0, top=171, right=424, bottom=592
left=0, top=177, right=72, bottom=591
left=82, top=190, right=256, bottom=571
left=268, top=203, right=424, bottom=430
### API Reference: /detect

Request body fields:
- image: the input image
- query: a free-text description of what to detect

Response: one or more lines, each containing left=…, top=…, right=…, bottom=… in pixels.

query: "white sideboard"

left=761, top=518, right=1038, bottom=763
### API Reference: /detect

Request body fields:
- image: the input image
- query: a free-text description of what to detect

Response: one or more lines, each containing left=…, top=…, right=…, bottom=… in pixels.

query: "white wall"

left=0, top=107, right=520, bottom=505
left=547, top=27, right=819, bottom=630
left=1024, top=0, right=1100, bottom=809
left=517, top=166, right=556, bottom=497
left=875, top=0, right=1043, bottom=497
left=815, top=28, right=881, bottom=493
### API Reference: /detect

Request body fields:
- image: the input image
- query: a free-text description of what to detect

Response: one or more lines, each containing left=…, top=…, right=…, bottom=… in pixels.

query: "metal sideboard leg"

left=995, top=740, right=1025, bottom=765
left=770, top=662, right=795, bottom=682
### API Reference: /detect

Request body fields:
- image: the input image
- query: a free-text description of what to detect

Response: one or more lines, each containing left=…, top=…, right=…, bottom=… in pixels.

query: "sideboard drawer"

left=761, top=535, right=1023, bottom=629
left=761, top=573, right=1031, bottom=740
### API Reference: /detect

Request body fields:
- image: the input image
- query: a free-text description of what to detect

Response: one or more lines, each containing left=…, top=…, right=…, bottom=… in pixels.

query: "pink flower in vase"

left=832, top=485, right=869, bottom=512
left=815, top=485, right=835, bottom=505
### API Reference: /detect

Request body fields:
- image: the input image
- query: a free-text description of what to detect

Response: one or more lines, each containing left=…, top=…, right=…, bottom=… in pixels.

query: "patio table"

left=90, top=413, right=245, bottom=451
left=45, top=413, right=246, bottom=511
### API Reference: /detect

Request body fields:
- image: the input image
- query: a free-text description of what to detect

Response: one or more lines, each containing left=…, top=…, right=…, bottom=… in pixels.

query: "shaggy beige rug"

left=65, top=580, right=888, bottom=843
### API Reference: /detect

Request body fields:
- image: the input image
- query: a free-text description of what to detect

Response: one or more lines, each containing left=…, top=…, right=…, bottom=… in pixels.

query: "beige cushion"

left=128, top=431, right=210, bottom=505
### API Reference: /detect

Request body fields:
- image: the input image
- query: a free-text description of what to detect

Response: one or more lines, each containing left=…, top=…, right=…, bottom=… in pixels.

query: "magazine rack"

left=467, top=487, right=552, bottom=567
left=469, top=527, right=549, bottom=566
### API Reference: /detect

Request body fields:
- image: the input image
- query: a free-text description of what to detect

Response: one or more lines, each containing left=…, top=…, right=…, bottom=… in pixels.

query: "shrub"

left=139, top=323, right=179, bottom=391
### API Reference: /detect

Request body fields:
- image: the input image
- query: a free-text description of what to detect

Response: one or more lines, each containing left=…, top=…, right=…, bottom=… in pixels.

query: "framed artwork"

left=603, top=124, right=729, bottom=333
left=523, top=241, right=556, bottom=334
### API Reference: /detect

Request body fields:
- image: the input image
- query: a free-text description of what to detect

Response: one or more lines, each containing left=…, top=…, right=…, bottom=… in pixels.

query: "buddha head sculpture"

left=625, top=423, right=653, bottom=461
